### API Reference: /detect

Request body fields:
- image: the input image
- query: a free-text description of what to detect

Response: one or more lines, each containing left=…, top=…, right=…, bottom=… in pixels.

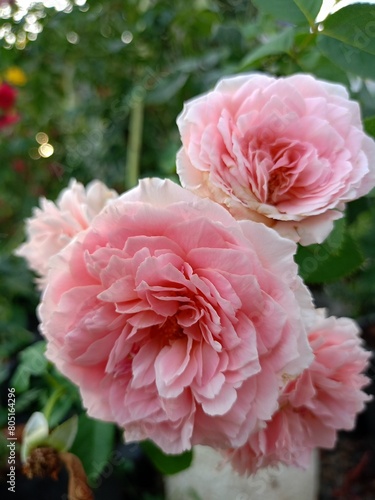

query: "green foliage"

left=364, top=115, right=375, bottom=138
left=141, top=440, right=193, bottom=475
left=10, top=341, right=48, bottom=392
left=252, top=0, right=322, bottom=26
left=0, top=255, right=37, bottom=364
left=70, top=413, right=117, bottom=482
left=293, top=0, right=323, bottom=24
left=326, top=201, right=375, bottom=316
left=239, top=28, right=295, bottom=71
left=296, top=230, right=364, bottom=284
left=295, top=218, right=365, bottom=284
left=317, top=3, right=375, bottom=79
left=319, top=3, right=375, bottom=54
left=48, top=414, right=78, bottom=452
left=0, top=433, right=9, bottom=468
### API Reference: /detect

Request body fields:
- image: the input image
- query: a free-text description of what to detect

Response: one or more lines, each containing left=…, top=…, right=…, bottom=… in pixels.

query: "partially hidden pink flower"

left=177, top=73, right=375, bottom=245
left=15, top=178, right=118, bottom=289
left=227, top=314, right=372, bottom=474
left=38, top=178, right=315, bottom=454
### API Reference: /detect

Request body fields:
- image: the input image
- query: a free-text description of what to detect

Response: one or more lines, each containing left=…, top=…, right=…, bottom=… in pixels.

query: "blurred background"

left=0, top=0, right=375, bottom=498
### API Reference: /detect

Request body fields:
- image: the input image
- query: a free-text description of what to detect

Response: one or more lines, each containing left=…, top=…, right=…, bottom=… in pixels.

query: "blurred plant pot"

left=165, top=445, right=319, bottom=500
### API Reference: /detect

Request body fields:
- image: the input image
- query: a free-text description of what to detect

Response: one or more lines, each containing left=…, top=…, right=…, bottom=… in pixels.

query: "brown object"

left=60, top=452, right=94, bottom=500
left=23, top=446, right=62, bottom=480
left=22, top=447, right=93, bottom=500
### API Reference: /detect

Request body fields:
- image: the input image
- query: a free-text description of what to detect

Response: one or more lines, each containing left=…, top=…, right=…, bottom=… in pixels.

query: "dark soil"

left=319, top=433, right=375, bottom=500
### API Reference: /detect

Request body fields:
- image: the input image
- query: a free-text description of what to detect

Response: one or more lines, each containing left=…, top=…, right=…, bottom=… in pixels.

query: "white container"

left=165, top=445, right=319, bottom=500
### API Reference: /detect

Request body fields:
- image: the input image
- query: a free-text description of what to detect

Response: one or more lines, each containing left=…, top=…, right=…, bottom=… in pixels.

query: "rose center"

left=264, top=141, right=305, bottom=204
left=160, top=316, right=184, bottom=343
left=267, top=168, right=289, bottom=201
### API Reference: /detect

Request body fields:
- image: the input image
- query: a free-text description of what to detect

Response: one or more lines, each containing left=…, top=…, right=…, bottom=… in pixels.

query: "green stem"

left=125, top=96, right=144, bottom=190
left=62, top=62, right=76, bottom=111
left=44, top=372, right=62, bottom=389
left=43, top=386, right=65, bottom=423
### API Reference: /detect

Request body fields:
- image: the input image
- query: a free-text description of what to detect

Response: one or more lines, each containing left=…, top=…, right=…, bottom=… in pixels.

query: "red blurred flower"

left=0, top=83, right=17, bottom=111
left=0, top=113, right=20, bottom=129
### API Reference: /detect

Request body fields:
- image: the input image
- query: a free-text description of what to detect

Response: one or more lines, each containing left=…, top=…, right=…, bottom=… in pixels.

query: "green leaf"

left=293, top=0, right=323, bottom=25
left=320, top=4, right=375, bottom=55
left=0, top=361, right=9, bottom=385
left=15, top=388, right=45, bottom=413
left=317, top=36, right=375, bottom=79
left=141, top=440, right=193, bottom=475
left=0, top=408, right=7, bottom=429
left=10, top=341, right=48, bottom=392
left=238, top=28, right=295, bottom=70
left=0, top=324, right=34, bottom=359
left=0, top=254, right=37, bottom=299
left=21, top=341, right=47, bottom=375
left=48, top=391, right=78, bottom=429
left=252, top=0, right=321, bottom=25
left=317, top=4, right=375, bottom=79
left=0, top=432, right=8, bottom=468
left=295, top=47, right=350, bottom=85
left=48, top=415, right=78, bottom=452
left=295, top=230, right=364, bottom=284
left=70, top=414, right=116, bottom=482
left=364, top=116, right=375, bottom=139
left=174, top=49, right=228, bottom=73
left=146, top=73, right=188, bottom=105
left=325, top=217, right=346, bottom=254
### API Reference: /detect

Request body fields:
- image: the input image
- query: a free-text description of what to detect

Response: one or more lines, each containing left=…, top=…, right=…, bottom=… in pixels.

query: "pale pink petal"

left=15, top=179, right=118, bottom=289
left=38, top=178, right=315, bottom=455
left=177, top=73, right=375, bottom=245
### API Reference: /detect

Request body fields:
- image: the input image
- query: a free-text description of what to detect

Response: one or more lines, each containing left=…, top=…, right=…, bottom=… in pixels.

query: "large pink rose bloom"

left=38, top=178, right=314, bottom=454
left=15, top=179, right=118, bottom=289
left=227, top=315, right=371, bottom=474
left=177, top=74, right=375, bottom=245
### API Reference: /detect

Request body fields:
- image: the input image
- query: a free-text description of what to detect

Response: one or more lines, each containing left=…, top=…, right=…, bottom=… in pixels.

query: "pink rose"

left=15, top=178, right=117, bottom=289
left=227, top=314, right=372, bottom=474
left=38, top=178, right=314, bottom=454
left=177, top=74, right=375, bottom=245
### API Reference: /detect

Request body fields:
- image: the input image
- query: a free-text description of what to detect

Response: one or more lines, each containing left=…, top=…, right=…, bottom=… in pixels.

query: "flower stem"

left=43, top=387, right=65, bottom=423
left=125, top=96, right=144, bottom=189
